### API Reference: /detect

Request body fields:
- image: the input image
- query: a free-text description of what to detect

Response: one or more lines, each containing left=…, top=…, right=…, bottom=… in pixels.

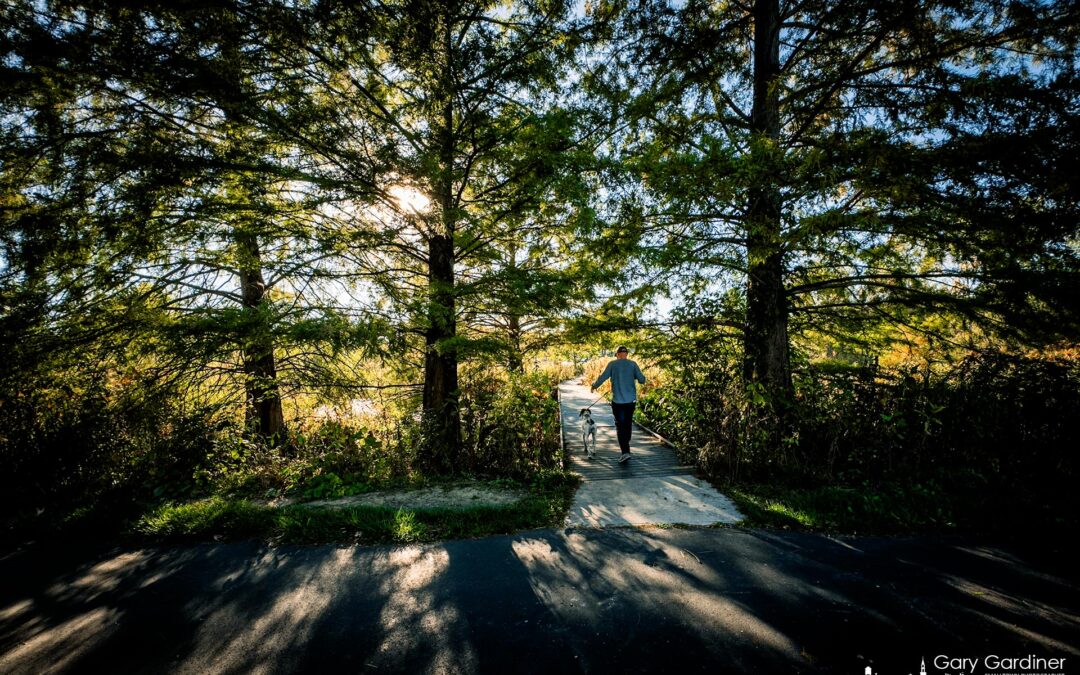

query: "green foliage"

left=3, top=0, right=1077, bottom=541
left=637, top=348, right=785, bottom=481
left=596, top=0, right=1079, bottom=408
left=639, top=351, right=1080, bottom=528
left=0, top=356, right=568, bottom=530
left=793, top=357, right=1080, bottom=489
left=459, top=371, right=564, bottom=477
left=192, top=414, right=418, bottom=499
left=181, top=370, right=565, bottom=502
left=299, top=472, right=373, bottom=501
left=0, top=367, right=219, bottom=515
left=136, top=497, right=273, bottom=540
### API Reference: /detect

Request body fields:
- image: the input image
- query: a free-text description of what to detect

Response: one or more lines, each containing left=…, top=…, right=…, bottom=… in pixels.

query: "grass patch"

left=136, top=498, right=276, bottom=540
left=726, top=480, right=1077, bottom=536
left=134, top=471, right=580, bottom=545
left=727, top=482, right=964, bottom=535
left=725, top=484, right=936, bottom=534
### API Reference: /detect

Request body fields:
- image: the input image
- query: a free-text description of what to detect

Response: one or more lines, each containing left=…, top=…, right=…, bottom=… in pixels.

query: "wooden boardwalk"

left=559, top=380, right=696, bottom=481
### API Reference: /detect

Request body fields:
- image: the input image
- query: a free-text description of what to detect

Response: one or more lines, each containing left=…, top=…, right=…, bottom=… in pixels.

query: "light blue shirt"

left=592, top=358, right=646, bottom=404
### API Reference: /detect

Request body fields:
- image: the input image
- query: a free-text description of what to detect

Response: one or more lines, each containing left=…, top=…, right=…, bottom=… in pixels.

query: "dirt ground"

left=276, top=484, right=528, bottom=510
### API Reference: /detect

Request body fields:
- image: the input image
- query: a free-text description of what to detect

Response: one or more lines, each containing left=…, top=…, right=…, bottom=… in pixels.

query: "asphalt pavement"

left=1, top=527, right=1077, bottom=674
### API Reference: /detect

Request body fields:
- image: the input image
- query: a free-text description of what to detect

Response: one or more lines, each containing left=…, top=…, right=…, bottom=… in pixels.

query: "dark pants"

left=611, top=402, right=636, bottom=454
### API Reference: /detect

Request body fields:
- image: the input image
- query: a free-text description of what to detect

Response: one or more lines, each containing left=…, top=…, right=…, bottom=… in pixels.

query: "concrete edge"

left=562, top=521, right=747, bottom=532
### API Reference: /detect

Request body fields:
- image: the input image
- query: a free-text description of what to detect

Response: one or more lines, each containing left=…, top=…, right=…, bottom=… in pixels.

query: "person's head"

left=616, top=345, right=629, bottom=359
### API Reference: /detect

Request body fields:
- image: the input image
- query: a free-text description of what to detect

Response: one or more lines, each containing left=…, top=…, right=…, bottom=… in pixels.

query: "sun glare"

left=389, top=185, right=432, bottom=214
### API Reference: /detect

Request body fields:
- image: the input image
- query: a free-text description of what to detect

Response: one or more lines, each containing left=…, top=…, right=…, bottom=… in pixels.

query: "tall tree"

left=745, top=0, right=789, bottom=399
left=595, top=0, right=1078, bottom=427
left=257, top=0, right=584, bottom=468
left=1, top=1, right=390, bottom=442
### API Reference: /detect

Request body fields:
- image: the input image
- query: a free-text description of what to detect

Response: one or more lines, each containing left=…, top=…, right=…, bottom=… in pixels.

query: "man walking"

left=591, top=346, right=647, bottom=463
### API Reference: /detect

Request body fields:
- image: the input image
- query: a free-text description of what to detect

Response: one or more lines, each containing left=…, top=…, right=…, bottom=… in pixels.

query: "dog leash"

left=583, top=394, right=607, bottom=411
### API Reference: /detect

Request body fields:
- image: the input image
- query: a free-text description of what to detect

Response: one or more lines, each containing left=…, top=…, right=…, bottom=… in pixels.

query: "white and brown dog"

left=579, top=408, right=597, bottom=459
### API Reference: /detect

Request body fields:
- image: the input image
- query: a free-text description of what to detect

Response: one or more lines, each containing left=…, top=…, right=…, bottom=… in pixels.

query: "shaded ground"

left=2, top=527, right=1076, bottom=674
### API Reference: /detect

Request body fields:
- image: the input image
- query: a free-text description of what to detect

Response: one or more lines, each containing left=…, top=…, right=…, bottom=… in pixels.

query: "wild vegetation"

left=1, top=0, right=1076, bottom=541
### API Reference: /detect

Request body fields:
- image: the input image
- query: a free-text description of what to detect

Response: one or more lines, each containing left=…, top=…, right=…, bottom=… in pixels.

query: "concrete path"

left=559, top=381, right=743, bottom=528
left=3, top=530, right=1077, bottom=673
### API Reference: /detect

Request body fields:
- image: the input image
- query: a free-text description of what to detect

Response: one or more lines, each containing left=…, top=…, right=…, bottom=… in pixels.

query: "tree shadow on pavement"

left=0, top=527, right=1077, bottom=673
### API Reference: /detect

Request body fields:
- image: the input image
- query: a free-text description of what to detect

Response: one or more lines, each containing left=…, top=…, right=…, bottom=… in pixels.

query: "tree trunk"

left=505, top=244, right=524, bottom=373
left=506, top=312, right=524, bottom=373
left=421, top=16, right=462, bottom=470
left=422, top=231, right=461, bottom=467
left=744, top=0, right=792, bottom=406
left=217, top=24, right=285, bottom=445
left=237, top=231, right=285, bottom=443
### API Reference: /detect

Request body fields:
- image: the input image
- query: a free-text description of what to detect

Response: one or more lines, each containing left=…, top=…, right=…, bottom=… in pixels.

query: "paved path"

left=2, top=530, right=1077, bottom=674
left=559, top=381, right=743, bottom=528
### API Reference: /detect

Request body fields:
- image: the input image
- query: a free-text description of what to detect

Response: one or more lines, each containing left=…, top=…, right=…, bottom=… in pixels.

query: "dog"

left=579, top=408, right=597, bottom=459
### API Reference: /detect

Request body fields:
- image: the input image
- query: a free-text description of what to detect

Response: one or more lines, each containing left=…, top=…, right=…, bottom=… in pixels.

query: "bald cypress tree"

left=0, top=1, right=391, bottom=444
left=262, top=0, right=584, bottom=469
left=4, top=0, right=593, bottom=471
left=595, top=0, right=1078, bottom=457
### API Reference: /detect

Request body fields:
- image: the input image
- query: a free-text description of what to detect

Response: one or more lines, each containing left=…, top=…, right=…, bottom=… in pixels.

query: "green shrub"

left=460, top=370, right=563, bottom=478
left=189, top=409, right=421, bottom=499
left=0, top=368, right=219, bottom=515
left=638, top=353, right=1080, bottom=497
